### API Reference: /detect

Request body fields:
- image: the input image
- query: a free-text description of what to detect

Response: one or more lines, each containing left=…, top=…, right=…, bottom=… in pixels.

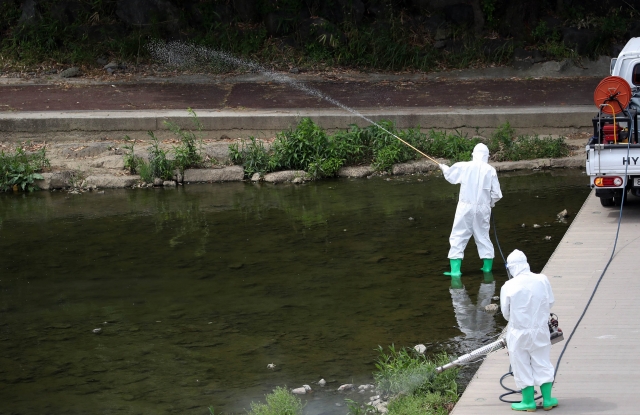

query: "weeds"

left=229, top=119, right=569, bottom=178
left=374, top=346, right=459, bottom=398
left=487, top=122, right=569, bottom=161
left=166, top=108, right=205, bottom=173
left=123, top=136, right=144, bottom=174
left=247, top=386, right=304, bottom=415
left=0, top=146, right=50, bottom=192
left=123, top=110, right=208, bottom=182
left=146, top=131, right=173, bottom=182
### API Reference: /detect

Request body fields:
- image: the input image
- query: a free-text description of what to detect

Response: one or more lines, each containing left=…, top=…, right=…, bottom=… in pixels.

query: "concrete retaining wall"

left=0, top=106, right=596, bottom=141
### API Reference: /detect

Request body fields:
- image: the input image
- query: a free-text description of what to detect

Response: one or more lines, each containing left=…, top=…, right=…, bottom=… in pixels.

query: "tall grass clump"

left=247, top=386, right=304, bottom=415
left=0, top=146, right=50, bottom=192
left=124, top=110, right=208, bottom=182
left=370, top=346, right=459, bottom=415
left=487, top=122, right=569, bottom=161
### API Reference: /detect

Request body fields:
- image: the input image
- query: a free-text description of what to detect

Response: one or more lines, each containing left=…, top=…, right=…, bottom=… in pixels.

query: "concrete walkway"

left=452, top=191, right=640, bottom=414
left=0, top=75, right=602, bottom=140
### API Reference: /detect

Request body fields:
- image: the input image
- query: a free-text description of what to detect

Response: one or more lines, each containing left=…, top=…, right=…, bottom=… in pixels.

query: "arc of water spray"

left=148, top=40, right=440, bottom=166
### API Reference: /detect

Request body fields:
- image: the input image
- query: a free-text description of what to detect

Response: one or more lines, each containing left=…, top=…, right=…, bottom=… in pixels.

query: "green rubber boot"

left=483, top=271, right=494, bottom=284
left=540, top=382, right=558, bottom=411
left=444, top=259, right=462, bottom=277
left=480, top=258, right=493, bottom=273
left=511, top=386, right=537, bottom=412
left=450, top=275, right=463, bottom=289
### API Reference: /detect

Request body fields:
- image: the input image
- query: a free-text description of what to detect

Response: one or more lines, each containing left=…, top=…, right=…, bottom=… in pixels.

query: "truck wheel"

left=614, top=190, right=628, bottom=206
left=600, top=197, right=615, bottom=207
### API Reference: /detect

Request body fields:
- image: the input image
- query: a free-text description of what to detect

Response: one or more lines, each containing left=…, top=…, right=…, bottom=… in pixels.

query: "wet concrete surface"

left=0, top=78, right=600, bottom=112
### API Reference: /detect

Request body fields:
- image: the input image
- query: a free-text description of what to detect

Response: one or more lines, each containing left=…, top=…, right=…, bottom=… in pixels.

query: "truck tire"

left=614, top=190, right=628, bottom=206
left=600, top=197, right=615, bottom=207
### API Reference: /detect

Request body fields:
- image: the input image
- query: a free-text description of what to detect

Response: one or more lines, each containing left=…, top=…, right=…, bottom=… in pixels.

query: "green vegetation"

left=123, top=110, right=208, bottom=183
left=247, top=386, right=304, bottom=415
left=229, top=118, right=570, bottom=178
left=0, top=1, right=633, bottom=73
left=487, top=122, right=569, bottom=161
left=345, top=346, right=459, bottom=415
left=0, top=146, right=49, bottom=192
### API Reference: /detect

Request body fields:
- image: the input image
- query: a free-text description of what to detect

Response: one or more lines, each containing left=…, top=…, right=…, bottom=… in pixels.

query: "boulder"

left=84, top=174, right=141, bottom=188
left=35, top=171, right=74, bottom=190
left=337, top=165, right=373, bottom=178
left=392, top=159, right=439, bottom=175
left=183, top=166, right=244, bottom=182
left=60, top=67, right=80, bottom=78
left=263, top=170, right=307, bottom=183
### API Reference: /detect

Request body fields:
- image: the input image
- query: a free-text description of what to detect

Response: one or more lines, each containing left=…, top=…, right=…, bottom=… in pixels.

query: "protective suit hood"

left=507, top=249, right=531, bottom=277
left=472, top=143, right=490, bottom=163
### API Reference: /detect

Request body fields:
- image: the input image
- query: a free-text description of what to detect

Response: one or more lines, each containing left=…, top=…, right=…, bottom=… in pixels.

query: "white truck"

left=586, top=37, right=640, bottom=207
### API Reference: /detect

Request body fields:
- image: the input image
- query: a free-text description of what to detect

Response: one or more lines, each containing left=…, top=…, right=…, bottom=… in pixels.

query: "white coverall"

left=441, top=143, right=502, bottom=259
left=500, top=249, right=555, bottom=389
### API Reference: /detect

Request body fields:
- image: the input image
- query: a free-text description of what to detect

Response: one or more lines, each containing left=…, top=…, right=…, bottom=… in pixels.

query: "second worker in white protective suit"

left=439, top=143, right=502, bottom=277
left=500, top=249, right=558, bottom=412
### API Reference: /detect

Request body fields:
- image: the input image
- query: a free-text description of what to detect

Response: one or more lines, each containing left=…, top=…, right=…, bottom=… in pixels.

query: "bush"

left=487, top=122, right=569, bottom=161
left=248, top=386, right=304, bottom=415
left=139, top=131, right=174, bottom=182
left=374, top=346, right=459, bottom=398
left=0, top=146, right=50, bottom=192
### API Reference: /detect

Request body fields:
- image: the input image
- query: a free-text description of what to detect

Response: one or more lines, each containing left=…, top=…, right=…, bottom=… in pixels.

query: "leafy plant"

left=229, top=137, right=271, bottom=178
left=146, top=131, right=174, bottom=181
left=0, top=146, right=50, bottom=192
left=487, top=122, right=569, bottom=161
left=247, top=386, right=304, bottom=415
left=165, top=108, right=205, bottom=173
left=123, top=136, right=144, bottom=174
left=346, top=398, right=376, bottom=415
left=374, top=346, right=458, bottom=398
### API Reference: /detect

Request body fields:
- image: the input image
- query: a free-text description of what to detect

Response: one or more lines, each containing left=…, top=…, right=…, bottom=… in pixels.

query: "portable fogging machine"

left=435, top=313, right=564, bottom=373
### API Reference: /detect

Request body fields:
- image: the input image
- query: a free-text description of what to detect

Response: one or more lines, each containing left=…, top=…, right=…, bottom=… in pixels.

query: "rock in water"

left=292, top=387, right=307, bottom=394
left=557, top=209, right=568, bottom=218
left=414, top=344, right=427, bottom=354
left=484, top=304, right=499, bottom=313
left=338, top=384, right=354, bottom=391
left=267, top=363, right=276, bottom=370
left=533, top=224, right=541, bottom=228
left=318, top=378, right=326, bottom=386
left=92, top=328, right=102, bottom=334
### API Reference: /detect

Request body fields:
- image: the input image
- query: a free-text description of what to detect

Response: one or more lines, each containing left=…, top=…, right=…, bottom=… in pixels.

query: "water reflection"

left=449, top=274, right=497, bottom=351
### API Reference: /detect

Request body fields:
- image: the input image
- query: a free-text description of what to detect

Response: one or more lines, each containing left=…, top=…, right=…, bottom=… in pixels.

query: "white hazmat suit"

left=500, top=249, right=555, bottom=389
left=440, top=143, right=502, bottom=260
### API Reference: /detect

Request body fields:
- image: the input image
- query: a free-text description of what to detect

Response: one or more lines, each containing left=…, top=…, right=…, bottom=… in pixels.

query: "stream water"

left=0, top=170, right=590, bottom=415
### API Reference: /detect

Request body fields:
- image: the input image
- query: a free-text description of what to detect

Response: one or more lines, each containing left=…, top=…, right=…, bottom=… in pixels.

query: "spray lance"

left=435, top=314, right=564, bottom=373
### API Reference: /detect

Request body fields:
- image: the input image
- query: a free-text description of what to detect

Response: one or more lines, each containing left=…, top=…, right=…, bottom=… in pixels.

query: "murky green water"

left=0, top=170, right=590, bottom=415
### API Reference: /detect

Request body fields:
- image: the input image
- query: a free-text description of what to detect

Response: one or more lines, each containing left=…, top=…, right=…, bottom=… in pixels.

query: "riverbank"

left=6, top=134, right=584, bottom=191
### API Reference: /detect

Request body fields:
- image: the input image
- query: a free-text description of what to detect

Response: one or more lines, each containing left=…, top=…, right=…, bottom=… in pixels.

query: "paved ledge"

left=0, top=106, right=596, bottom=140
left=452, top=191, right=640, bottom=414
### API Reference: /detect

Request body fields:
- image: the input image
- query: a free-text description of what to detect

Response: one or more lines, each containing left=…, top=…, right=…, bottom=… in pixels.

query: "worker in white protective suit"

left=500, top=249, right=558, bottom=412
left=439, top=143, right=502, bottom=277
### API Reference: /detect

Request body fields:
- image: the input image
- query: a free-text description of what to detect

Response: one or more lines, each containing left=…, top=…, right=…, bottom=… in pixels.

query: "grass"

left=0, top=146, right=50, bottom=192
left=247, top=386, right=304, bottom=415
left=123, top=109, right=208, bottom=183
left=343, top=345, right=459, bottom=415
left=229, top=118, right=570, bottom=178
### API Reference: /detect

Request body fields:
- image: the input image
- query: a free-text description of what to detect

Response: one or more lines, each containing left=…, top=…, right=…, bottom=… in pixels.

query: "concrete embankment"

left=0, top=106, right=596, bottom=142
